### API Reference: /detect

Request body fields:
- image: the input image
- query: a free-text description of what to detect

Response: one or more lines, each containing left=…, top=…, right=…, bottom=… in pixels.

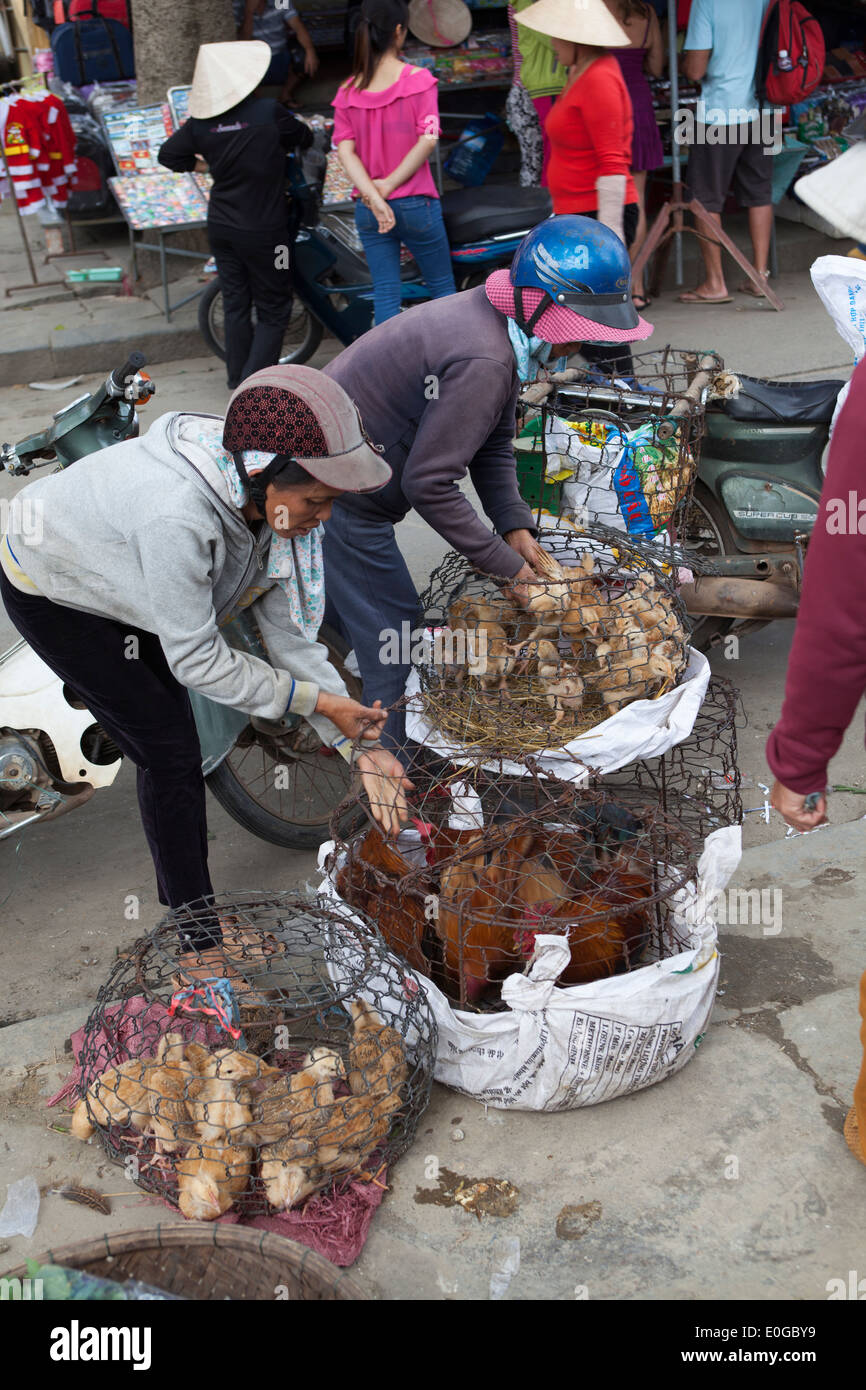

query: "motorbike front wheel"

left=198, top=279, right=324, bottom=368
left=205, top=624, right=365, bottom=849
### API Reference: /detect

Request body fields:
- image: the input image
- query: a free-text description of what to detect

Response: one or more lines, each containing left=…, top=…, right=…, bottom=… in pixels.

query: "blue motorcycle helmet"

left=486, top=214, right=653, bottom=345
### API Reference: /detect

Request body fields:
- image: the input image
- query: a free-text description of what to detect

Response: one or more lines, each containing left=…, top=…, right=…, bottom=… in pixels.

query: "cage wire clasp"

left=168, top=978, right=244, bottom=1043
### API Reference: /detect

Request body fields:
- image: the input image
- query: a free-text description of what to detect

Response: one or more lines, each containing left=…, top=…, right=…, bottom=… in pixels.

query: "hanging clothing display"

left=1, top=90, right=78, bottom=214
left=37, top=94, right=78, bottom=207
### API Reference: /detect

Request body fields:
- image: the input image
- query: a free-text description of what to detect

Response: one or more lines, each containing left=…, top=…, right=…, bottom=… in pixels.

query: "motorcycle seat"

left=440, top=186, right=552, bottom=246
left=720, top=375, right=845, bottom=424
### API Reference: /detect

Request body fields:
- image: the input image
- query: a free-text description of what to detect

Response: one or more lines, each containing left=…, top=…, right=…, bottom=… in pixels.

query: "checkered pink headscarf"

left=485, top=268, right=654, bottom=345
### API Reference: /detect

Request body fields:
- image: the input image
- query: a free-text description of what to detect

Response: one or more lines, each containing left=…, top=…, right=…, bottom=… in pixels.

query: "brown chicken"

left=434, top=820, right=653, bottom=1001
left=176, top=1138, right=252, bottom=1221
left=436, top=828, right=536, bottom=1003
left=345, top=999, right=408, bottom=1100
left=336, top=825, right=432, bottom=973
left=509, top=837, right=652, bottom=985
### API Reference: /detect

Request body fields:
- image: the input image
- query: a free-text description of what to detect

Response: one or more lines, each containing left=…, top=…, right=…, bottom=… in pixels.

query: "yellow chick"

left=185, top=1043, right=279, bottom=1142
left=260, top=1048, right=345, bottom=1211
left=70, top=1057, right=154, bottom=1140
left=176, top=1138, right=252, bottom=1221
left=345, top=1000, right=407, bottom=1100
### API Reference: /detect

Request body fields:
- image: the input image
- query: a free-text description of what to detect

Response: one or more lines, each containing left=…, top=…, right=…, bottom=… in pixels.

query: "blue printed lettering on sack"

left=612, top=444, right=655, bottom=537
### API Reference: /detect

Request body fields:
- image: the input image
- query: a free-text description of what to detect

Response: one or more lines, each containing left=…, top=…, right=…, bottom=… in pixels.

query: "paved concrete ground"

left=1, top=262, right=865, bottom=1300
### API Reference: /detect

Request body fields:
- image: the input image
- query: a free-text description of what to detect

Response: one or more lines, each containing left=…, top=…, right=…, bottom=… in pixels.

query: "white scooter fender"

left=0, top=639, right=122, bottom=833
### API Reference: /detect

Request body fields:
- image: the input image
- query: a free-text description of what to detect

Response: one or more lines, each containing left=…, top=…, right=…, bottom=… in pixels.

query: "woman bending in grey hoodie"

left=0, top=367, right=410, bottom=967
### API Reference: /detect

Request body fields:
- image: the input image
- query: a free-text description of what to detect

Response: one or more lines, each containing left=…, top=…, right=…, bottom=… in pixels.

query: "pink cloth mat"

left=48, top=997, right=386, bottom=1268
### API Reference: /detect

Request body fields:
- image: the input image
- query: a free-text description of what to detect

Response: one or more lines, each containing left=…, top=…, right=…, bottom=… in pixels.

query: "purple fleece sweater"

left=322, top=287, right=535, bottom=579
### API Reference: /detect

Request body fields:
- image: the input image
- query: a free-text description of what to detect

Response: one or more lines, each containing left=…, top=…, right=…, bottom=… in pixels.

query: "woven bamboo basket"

left=5, top=1224, right=368, bottom=1300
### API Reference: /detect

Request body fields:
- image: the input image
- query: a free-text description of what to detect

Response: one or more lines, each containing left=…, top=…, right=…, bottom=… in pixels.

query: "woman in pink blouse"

left=333, top=0, right=456, bottom=323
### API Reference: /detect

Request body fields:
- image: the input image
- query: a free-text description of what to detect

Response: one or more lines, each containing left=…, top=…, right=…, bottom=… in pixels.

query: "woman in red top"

left=517, top=0, right=638, bottom=368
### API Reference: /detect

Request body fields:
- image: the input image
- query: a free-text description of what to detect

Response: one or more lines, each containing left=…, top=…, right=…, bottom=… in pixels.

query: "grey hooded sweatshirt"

left=3, top=412, right=351, bottom=748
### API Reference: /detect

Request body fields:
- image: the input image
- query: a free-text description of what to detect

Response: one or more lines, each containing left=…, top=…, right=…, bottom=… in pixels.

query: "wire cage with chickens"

left=515, top=347, right=724, bottom=539
left=67, top=892, right=436, bottom=1221
left=411, top=526, right=702, bottom=760
left=324, top=756, right=702, bottom=1012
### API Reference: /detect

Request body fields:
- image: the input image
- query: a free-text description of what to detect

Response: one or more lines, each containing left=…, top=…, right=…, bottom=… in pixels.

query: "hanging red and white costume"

left=2, top=93, right=77, bottom=214
left=3, top=96, right=46, bottom=213
left=35, top=95, right=77, bottom=208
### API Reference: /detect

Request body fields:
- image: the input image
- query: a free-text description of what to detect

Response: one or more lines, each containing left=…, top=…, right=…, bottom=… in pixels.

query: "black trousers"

left=209, top=221, right=294, bottom=390
left=0, top=567, right=219, bottom=948
left=579, top=203, right=640, bottom=378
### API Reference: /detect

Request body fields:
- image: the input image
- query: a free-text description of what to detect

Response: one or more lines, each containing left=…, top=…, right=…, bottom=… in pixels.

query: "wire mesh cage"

left=327, top=760, right=701, bottom=1011
left=598, top=675, right=743, bottom=841
left=69, top=893, right=436, bottom=1220
left=415, top=526, right=692, bottom=755
left=515, top=348, right=725, bottom=536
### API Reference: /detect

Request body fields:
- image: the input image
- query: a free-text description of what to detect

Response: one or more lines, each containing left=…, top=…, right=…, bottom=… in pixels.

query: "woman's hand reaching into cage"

left=356, top=747, right=415, bottom=837
left=316, top=692, right=388, bottom=742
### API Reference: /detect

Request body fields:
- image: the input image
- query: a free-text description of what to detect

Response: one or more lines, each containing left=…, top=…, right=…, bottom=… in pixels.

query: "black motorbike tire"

left=197, top=279, right=324, bottom=367
left=205, top=624, right=366, bottom=850
left=680, top=482, right=739, bottom=651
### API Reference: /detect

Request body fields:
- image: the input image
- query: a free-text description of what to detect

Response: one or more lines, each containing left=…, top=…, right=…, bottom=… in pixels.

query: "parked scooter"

left=197, top=153, right=553, bottom=365
left=0, top=354, right=363, bottom=847
left=537, top=358, right=846, bottom=650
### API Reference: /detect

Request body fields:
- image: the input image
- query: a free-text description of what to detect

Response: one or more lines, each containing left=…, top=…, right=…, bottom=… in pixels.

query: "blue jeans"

left=355, top=194, right=456, bottom=324
left=322, top=503, right=421, bottom=752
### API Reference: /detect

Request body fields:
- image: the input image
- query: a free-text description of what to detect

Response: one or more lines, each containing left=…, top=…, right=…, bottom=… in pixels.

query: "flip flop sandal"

left=220, top=918, right=285, bottom=967
left=632, top=294, right=653, bottom=311
left=844, top=1106, right=866, bottom=1167
left=738, top=273, right=772, bottom=297
left=678, top=290, right=733, bottom=304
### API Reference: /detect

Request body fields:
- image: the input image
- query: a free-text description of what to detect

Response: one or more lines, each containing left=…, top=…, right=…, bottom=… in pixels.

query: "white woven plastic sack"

left=404, top=646, right=710, bottom=780
left=317, top=825, right=740, bottom=1110
left=810, top=255, right=865, bottom=434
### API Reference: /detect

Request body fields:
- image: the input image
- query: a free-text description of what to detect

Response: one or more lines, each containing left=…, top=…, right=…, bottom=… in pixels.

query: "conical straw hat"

left=188, top=41, right=272, bottom=120
left=795, top=143, right=866, bottom=243
left=408, top=0, right=472, bottom=47
left=516, top=0, right=630, bottom=47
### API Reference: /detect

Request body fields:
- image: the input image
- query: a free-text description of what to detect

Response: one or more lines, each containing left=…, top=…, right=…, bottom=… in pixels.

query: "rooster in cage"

left=428, top=805, right=655, bottom=1003
left=335, top=825, right=434, bottom=974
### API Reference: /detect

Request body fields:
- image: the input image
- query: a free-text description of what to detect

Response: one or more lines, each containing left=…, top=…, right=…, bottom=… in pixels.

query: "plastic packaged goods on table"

left=109, top=172, right=209, bottom=229
left=402, top=31, right=511, bottom=85
left=102, top=103, right=175, bottom=175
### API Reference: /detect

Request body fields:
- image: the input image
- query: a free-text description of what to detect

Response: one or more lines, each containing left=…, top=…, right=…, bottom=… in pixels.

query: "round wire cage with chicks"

left=327, top=755, right=701, bottom=1012
left=516, top=348, right=724, bottom=537
left=68, top=892, right=436, bottom=1221
left=416, top=526, right=692, bottom=755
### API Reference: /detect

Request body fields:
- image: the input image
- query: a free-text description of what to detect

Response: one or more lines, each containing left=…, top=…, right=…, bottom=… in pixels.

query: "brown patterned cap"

left=223, top=365, right=391, bottom=492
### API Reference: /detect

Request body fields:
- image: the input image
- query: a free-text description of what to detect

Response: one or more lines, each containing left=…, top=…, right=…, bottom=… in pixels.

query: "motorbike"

left=0, top=353, right=363, bottom=848
left=531, top=357, right=846, bottom=650
left=197, top=152, right=553, bottom=366
left=679, top=372, right=845, bottom=648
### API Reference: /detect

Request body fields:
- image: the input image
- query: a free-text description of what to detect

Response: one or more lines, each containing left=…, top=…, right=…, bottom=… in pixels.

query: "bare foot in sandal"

left=738, top=270, right=771, bottom=297
left=678, top=286, right=733, bottom=304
